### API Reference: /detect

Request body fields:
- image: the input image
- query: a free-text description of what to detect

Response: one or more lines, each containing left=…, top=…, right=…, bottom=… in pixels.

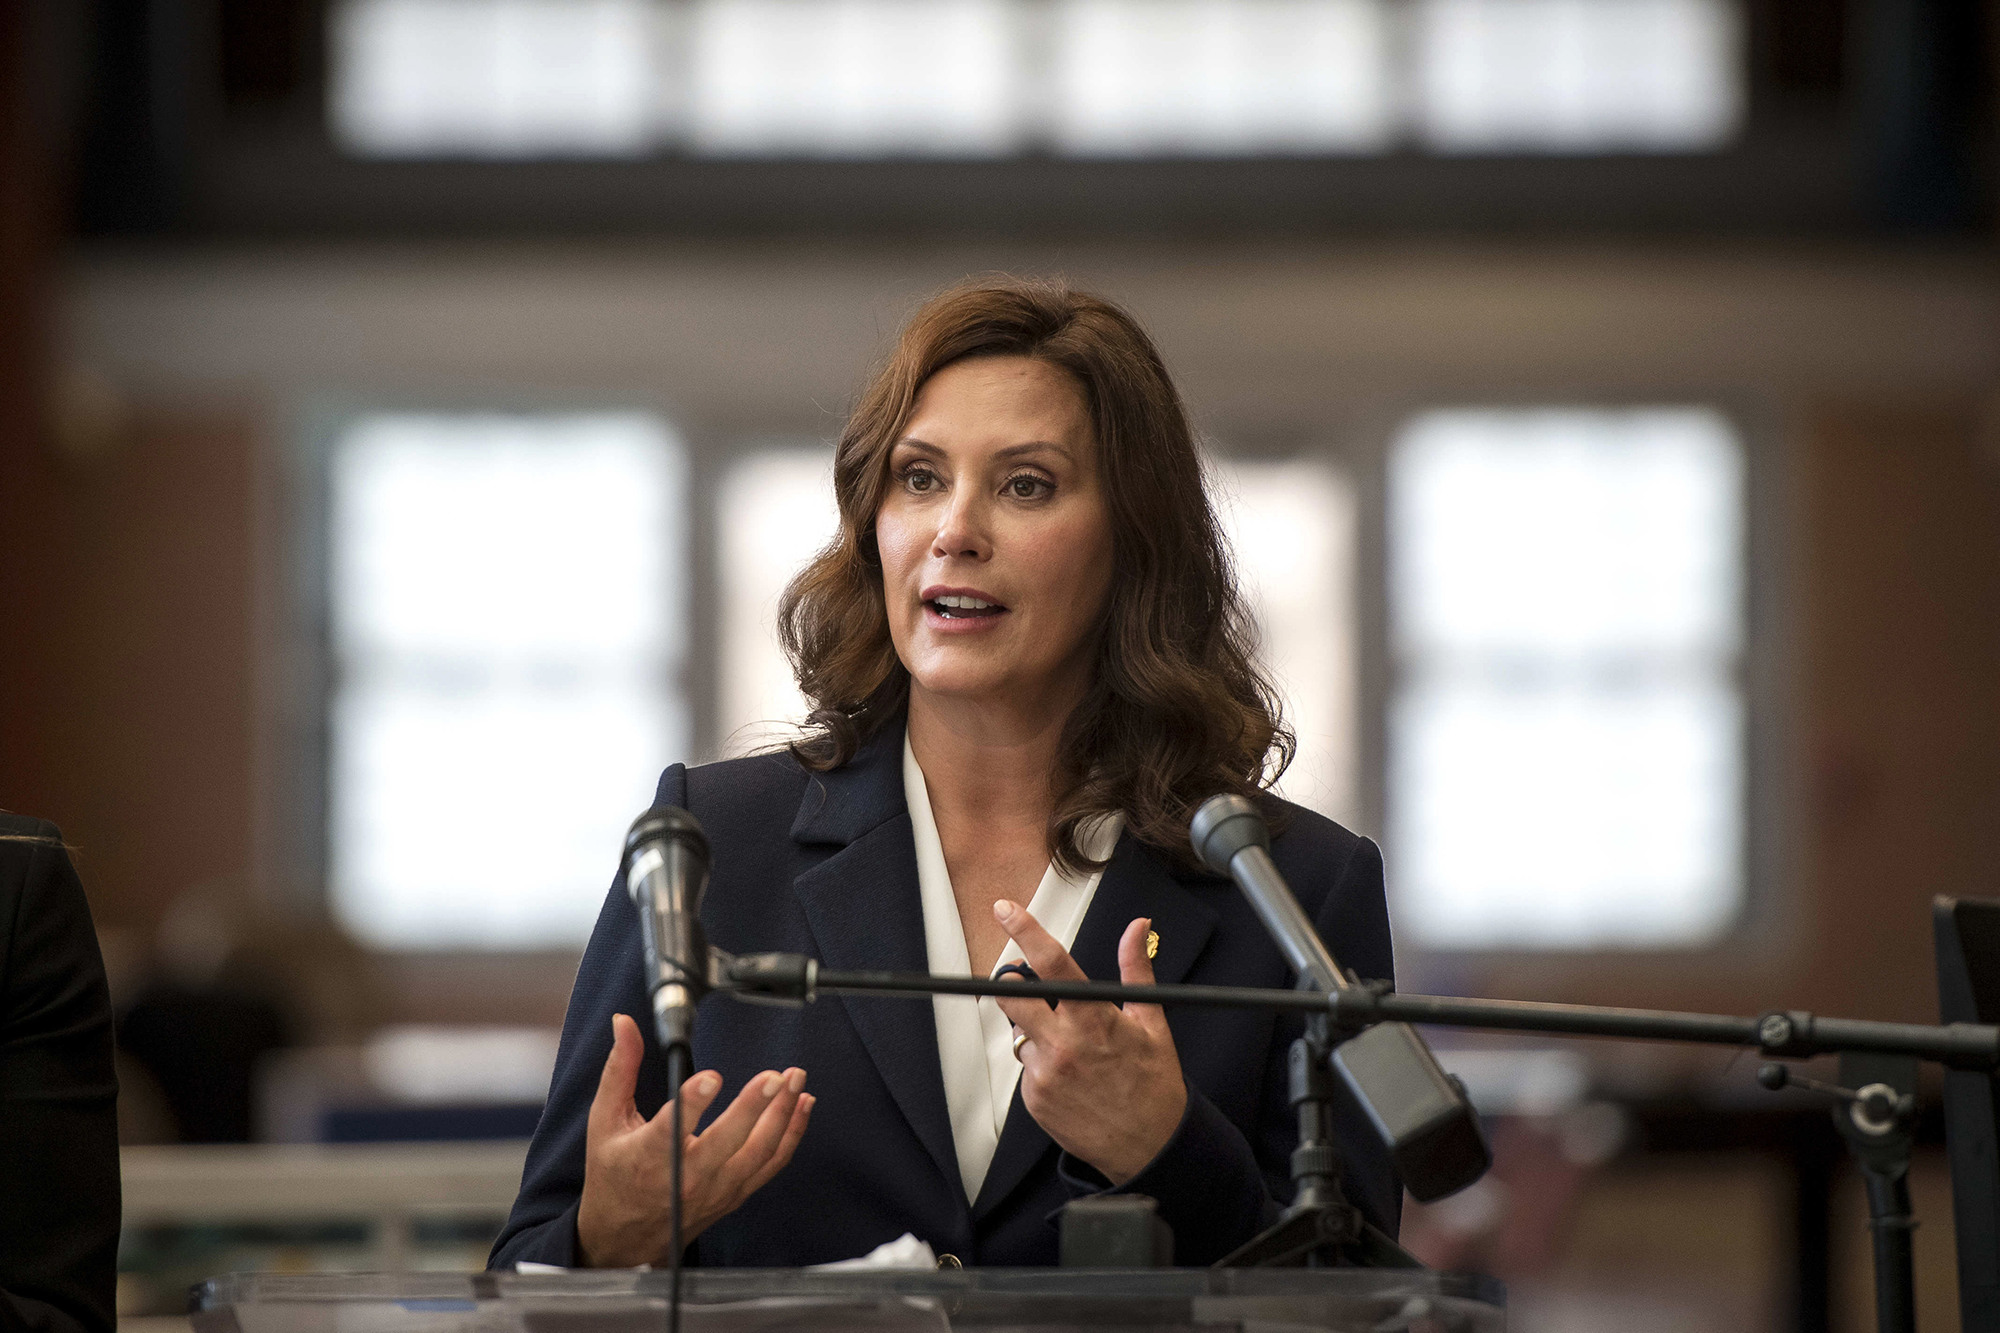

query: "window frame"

left=1205, top=446, right=1366, bottom=828
left=710, top=440, right=843, bottom=757
left=81, top=0, right=1891, bottom=240
left=282, top=394, right=722, bottom=954
left=84, top=0, right=1996, bottom=240
left=1353, top=391, right=1791, bottom=968
left=322, top=0, right=1740, bottom=165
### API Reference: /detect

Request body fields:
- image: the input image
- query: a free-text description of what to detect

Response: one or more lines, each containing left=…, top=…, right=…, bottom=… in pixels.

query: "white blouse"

left=902, top=732, right=1123, bottom=1203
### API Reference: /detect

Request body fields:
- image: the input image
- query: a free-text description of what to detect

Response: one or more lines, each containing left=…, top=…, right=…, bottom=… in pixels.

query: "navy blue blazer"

left=490, top=723, right=1400, bottom=1269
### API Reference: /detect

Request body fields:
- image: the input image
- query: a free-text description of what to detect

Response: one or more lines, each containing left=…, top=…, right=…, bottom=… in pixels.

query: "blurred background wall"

left=2, top=1, right=1998, bottom=1328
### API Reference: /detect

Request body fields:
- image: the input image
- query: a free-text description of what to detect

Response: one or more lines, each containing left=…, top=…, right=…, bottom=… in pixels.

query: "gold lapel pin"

left=1145, top=929, right=1160, bottom=960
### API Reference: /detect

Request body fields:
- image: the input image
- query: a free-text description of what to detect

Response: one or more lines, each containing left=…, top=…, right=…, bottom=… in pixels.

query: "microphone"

left=1191, top=794, right=1490, bottom=1203
left=623, top=805, right=711, bottom=1092
left=1192, top=797, right=1348, bottom=993
left=622, top=806, right=710, bottom=1333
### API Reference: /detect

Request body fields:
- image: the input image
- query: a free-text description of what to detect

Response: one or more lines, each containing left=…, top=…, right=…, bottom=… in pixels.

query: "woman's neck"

left=907, top=683, right=1087, bottom=973
left=904, top=683, right=1080, bottom=839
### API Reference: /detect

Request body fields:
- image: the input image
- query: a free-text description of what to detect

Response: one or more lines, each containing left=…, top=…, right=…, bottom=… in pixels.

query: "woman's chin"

left=909, top=668, right=1013, bottom=704
left=906, top=656, right=1046, bottom=709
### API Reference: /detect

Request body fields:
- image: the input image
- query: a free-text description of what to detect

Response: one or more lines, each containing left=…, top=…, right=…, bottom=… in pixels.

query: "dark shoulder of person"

left=679, top=747, right=830, bottom=856
left=1260, top=796, right=1394, bottom=987
left=683, top=747, right=817, bottom=823
left=0, top=815, right=121, bottom=1333
left=1263, top=796, right=1367, bottom=866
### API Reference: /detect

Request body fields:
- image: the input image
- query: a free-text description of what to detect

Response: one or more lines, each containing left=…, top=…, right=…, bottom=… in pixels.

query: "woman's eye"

left=1006, top=475, right=1051, bottom=500
left=905, top=468, right=939, bottom=493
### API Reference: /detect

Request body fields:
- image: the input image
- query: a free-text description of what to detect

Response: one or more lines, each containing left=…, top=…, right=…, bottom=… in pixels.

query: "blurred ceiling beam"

left=57, top=242, right=2000, bottom=438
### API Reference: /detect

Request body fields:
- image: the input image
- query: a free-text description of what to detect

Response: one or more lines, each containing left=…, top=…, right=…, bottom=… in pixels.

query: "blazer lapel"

left=1068, top=837, right=1220, bottom=992
left=971, top=834, right=1221, bottom=1219
left=790, top=723, right=962, bottom=1199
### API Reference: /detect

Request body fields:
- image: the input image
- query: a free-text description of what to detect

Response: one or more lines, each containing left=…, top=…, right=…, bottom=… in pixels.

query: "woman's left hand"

left=992, top=901, right=1187, bottom=1185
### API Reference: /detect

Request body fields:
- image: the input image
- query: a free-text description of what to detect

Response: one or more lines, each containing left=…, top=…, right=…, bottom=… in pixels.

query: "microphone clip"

left=720, top=950, right=819, bottom=1007
left=1325, top=976, right=1394, bottom=1031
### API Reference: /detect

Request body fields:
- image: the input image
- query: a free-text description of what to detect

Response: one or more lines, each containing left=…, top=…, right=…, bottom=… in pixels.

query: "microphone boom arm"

left=716, top=952, right=2000, bottom=1071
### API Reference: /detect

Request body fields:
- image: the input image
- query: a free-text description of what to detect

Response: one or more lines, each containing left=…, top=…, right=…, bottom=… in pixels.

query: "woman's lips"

left=921, top=585, right=1005, bottom=609
left=921, top=598, right=1008, bottom=632
left=927, top=601, right=1004, bottom=619
left=921, top=585, right=1008, bottom=627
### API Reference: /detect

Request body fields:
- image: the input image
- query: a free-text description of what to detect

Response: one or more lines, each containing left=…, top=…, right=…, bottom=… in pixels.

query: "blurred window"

left=1413, top=0, right=1743, bottom=153
left=1214, top=458, right=1360, bottom=824
left=1049, top=0, right=1392, bottom=156
left=1388, top=408, right=1743, bottom=949
left=330, top=0, right=669, bottom=157
left=688, top=0, right=1023, bottom=156
left=328, top=413, right=688, bottom=950
left=715, top=448, right=842, bottom=753
left=329, top=0, right=1746, bottom=160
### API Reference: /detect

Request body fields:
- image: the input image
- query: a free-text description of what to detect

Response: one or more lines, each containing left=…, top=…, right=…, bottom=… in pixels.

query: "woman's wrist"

left=579, top=1188, right=716, bottom=1268
left=1098, top=1080, right=1188, bottom=1185
left=574, top=1198, right=628, bottom=1268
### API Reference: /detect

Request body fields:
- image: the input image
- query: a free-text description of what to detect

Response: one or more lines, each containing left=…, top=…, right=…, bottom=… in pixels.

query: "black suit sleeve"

left=0, top=825, right=120, bottom=1333
left=1052, top=1080, right=1278, bottom=1264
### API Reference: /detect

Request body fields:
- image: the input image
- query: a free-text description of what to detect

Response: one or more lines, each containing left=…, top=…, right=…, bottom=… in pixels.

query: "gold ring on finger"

left=1011, top=1031, right=1031, bottom=1063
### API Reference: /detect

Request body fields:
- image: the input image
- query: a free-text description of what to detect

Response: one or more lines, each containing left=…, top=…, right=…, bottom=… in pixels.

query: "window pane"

left=688, top=0, right=1023, bottom=157
left=329, top=413, right=687, bottom=950
left=333, top=686, right=681, bottom=948
left=1392, top=408, right=1742, bottom=661
left=1414, top=0, right=1743, bottom=153
left=1388, top=407, right=1745, bottom=949
left=1392, top=678, right=1742, bottom=947
left=715, top=448, right=842, bottom=754
left=330, top=0, right=668, bottom=158
left=329, top=0, right=1749, bottom=161
left=1214, top=459, right=1359, bottom=823
left=1051, top=0, right=1392, bottom=156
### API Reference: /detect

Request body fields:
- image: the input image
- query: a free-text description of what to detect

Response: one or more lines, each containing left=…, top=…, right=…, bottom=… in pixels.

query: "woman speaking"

left=491, top=279, right=1398, bottom=1269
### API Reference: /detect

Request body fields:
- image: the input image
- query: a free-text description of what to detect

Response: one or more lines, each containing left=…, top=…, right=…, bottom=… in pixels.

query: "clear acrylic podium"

left=192, top=1269, right=1504, bottom=1332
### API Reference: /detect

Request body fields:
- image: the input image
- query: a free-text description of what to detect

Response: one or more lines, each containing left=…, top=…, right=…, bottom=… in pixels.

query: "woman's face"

left=875, top=356, right=1115, bottom=717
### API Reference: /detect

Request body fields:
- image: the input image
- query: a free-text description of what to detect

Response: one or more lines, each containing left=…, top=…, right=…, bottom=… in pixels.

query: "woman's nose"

left=932, top=492, right=992, bottom=561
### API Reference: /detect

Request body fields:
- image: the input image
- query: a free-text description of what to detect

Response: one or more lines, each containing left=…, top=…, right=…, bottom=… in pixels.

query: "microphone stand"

left=620, top=806, right=711, bottom=1333
left=1215, top=1005, right=1421, bottom=1270
left=661, top=1044, right=692, bottom=1333
left=715, top=950, right=2000, bottom=1328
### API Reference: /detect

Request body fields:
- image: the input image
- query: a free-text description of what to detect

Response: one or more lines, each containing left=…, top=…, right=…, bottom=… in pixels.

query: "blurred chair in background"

left=115, top=883, right=392, bottom=1144
left=117, top=893, right=293, bottom=1144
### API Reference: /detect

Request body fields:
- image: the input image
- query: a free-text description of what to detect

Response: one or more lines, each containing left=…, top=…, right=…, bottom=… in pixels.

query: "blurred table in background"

left=118, top=1141, right=528, bottom=1316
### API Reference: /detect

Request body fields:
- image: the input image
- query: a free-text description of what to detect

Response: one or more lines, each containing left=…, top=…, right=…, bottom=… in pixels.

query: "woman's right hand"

left=575, top=1012, right=813, bottom=1268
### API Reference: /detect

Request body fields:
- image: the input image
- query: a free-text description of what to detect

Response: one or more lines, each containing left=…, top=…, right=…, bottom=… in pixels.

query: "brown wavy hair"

left=777, top=277, right=1291, bottom=874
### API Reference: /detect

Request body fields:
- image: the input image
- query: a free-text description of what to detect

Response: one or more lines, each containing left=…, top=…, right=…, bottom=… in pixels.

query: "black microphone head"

left=1190, top=793, right=1269, bottom=876
left=1332, top=1023, right=1492, bottom=1203
left=624, top=805, right=709, bottom=866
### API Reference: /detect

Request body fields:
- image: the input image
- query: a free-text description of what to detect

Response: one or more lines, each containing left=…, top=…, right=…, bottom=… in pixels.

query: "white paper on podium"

left=807, top=1233, right=939, bottom=1272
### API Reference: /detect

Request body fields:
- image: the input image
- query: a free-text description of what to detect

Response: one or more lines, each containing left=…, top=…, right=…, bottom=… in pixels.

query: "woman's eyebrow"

left=994, top=441, right=1071, bottom=463
left=893, top=439, right=1072, bottom=463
